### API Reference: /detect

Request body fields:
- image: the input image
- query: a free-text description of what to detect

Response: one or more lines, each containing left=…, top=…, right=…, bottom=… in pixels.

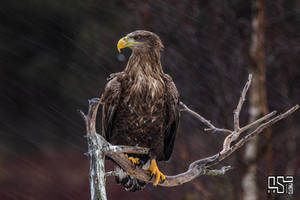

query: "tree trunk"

left=242, top=0, right=268, bottom=200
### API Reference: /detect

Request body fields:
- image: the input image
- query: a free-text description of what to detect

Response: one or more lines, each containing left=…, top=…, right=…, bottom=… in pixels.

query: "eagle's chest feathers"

left=126, top=62, right=164, bottom=99
left=133, top=73, right=162, bottom=98
left=123, top=64, right=165, bottom=119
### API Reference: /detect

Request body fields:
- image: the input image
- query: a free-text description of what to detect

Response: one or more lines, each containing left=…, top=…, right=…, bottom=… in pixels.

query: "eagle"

left=100, top=30, right=180, bottom=192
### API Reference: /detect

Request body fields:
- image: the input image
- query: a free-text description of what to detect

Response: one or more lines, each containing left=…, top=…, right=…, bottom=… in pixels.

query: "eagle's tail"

left=114, top=166, right=146, bottom=192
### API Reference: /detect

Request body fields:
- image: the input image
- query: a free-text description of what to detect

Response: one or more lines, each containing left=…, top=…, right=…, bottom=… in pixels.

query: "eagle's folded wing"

left=100, top=76, right=122, bottom=141
left=163, top=74, right=180, bottom=161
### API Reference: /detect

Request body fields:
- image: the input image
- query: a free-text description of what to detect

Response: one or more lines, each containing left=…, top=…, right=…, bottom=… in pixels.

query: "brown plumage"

left=100, top=30, right=180, bottom=192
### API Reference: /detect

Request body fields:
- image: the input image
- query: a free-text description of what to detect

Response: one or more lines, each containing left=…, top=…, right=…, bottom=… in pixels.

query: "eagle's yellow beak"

left=117, top=36, right=139, bottom=52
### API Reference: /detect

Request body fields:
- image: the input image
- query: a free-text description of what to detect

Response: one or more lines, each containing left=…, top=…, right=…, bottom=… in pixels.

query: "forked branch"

left=80, top=74, right=298, bottom=200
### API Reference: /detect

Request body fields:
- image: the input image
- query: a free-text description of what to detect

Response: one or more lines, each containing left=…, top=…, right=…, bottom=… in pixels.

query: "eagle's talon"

left=125, top=154, right=140, bottom=167
left=159, top=178, right=166, bottom=184
left=149, top=172, right=155, bottom=181
left=146, top=159, right=166, bottom=186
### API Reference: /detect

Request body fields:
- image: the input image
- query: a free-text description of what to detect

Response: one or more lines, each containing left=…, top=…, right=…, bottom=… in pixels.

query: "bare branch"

left=239, top=110, right=277, bottom=133
left=105, top=171, right=121, bottom=177
left=203, top=166, right=232, bottom=176
left=81, top=75, right=299, bottom=199
left=206, top=105, right=299, bottom=167
left=104, top=145, right=149, bottom=155
left=234, top=74, right=252, bottom=131
left=80, top=99, right=107, bottom=200
left=180, top=102, right=231, bottom=134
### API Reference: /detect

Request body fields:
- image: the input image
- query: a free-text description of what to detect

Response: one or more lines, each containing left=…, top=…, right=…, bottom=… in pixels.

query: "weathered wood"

left=80, top=74, right=298, bottom=199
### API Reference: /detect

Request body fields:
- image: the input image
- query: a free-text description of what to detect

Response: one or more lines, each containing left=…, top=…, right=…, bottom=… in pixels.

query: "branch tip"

left=78, top=109, right=86, bottom=119
left=204, top=165, right=232, bottom=176
left=89, top=98, right=101, bottom=105
left=220, top=166, right=232, bottom=174
left=105, top=171, right=121, bottom=177
left=248, top=73, right=253, bottom=81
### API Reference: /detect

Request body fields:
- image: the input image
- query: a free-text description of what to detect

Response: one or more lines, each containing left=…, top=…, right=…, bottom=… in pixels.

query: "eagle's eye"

left=133, top=35, right=140, bottom=40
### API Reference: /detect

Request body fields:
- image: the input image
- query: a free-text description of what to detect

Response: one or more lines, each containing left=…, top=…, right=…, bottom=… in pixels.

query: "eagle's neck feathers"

left=124, top=48, right=164, bottom=101
left=125, top=49, right=163, bottom=76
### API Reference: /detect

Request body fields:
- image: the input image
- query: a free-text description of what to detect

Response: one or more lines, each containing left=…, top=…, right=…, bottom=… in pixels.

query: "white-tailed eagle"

left=100, top=30, right=180, bottom=191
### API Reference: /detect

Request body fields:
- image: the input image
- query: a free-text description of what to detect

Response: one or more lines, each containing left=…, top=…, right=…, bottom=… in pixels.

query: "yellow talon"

left=146, top=159, right=166, bottom=186
left=125, top=154, right=140, bottom=165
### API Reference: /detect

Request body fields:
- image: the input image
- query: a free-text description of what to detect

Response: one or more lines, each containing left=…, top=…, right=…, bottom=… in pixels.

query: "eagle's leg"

left=125, top=154, right=140, bottom=165
left=146, top=159, right=165, bottom=186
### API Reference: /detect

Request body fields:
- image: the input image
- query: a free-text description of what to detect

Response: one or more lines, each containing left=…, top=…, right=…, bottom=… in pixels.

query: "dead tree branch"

left=79, top=99, right=149, bottom=200
left=80, top=74, right=298, bottom=199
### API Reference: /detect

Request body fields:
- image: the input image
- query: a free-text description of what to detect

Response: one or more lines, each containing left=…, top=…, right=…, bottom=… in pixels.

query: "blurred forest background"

left=0, top=0, right=299, bottom=200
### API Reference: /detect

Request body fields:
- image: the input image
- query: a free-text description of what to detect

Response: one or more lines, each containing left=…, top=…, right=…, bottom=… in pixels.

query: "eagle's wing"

left=163, top=74, right=180, bottom=161
left=100, top=74, right=123, bottom=141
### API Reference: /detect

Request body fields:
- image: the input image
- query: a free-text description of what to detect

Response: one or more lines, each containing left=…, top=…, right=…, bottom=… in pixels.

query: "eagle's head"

left=117, top=30, right=164, bottom=52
